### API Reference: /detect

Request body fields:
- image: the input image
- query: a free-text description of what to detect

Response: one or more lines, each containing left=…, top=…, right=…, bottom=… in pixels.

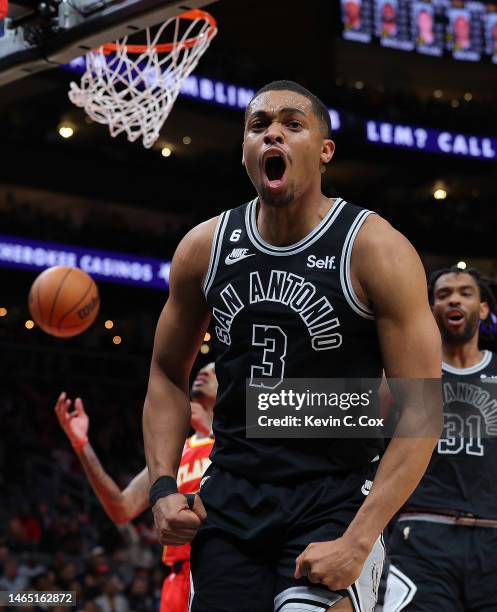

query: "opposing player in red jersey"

left=54, top=362, right=217, bottom=612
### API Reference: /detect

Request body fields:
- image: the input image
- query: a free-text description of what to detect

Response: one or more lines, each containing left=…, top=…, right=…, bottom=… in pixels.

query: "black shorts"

left=190, top=464, right=385, bottom=612
left=384, top=517, right=497, bottom=611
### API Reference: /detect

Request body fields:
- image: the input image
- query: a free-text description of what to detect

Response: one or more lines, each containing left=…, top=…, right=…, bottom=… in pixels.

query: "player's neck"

left=442, top=335, right=483, bottom=369
left=193, top=406, right=214, bottom=439
left=256, top=191, right=333, bottom=247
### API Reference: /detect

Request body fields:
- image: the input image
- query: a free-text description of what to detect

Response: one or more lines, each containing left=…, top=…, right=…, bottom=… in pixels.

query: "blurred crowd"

left=0, top=374, right=166, bottom=612
left=0, top=191, right=192, bottom=261
left=0, top=525, right=165, bottom=612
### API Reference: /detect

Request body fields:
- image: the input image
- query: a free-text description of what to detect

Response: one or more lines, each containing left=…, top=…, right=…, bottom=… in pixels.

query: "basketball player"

left=344, top=1, right=361, bottom=31
left=381, top=2, right=398, bottom=37
left=417, top=9, right=434, bottom=46
left=384, top=267, right=497, bottom=611
left=55, top=363, right=217, bottom=612
left=142, top=81, right=442, bottom=612
left=454, top=14, right=471, bottom=50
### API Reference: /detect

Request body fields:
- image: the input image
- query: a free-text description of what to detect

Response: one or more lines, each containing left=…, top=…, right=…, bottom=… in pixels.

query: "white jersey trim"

left=274, top=586, right=341, bottom=611
left=346, top=534, right=385, bottom=611
left=203, top=210, right=231, bottom=298
left=188, top=570, right=194, bottom=612
left=246, top=197, right=346, bottom=256
left=442, top=350, right=492, bottom=375
left=383, top=564, right=417, bottom=612
left=347, top=582, right=363, bottom=612
left=340, top=209, right=375, bottom=320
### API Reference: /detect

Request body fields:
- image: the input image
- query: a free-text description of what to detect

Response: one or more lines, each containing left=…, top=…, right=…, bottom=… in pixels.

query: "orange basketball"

left=28, top=266, right=100, bottom=338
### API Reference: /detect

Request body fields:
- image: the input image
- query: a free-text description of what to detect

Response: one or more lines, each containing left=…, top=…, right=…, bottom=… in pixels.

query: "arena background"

left=1, top=0, right=496, bottom=609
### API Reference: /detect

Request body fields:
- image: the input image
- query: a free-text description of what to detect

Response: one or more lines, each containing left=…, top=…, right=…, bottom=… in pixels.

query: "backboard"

left=0, top=0, right=217, bottom=85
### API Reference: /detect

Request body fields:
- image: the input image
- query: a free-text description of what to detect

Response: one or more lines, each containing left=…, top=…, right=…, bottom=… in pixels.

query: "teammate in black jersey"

left=384, top=266, right=497, bottom=612
left=142, top=80, right=441, bottom=612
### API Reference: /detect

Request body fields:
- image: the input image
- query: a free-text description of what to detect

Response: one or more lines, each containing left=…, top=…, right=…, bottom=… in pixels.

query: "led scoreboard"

left=341, top=0, right=497, bottom=63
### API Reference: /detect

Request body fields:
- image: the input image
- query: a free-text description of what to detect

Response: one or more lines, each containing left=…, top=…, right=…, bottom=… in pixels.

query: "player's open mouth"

left=262, top=151, right=287, bottom=189
left=446, top=310, right=465, bottom=326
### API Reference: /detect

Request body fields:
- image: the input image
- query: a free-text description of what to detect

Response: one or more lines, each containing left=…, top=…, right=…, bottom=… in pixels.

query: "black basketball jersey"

left=408, top=351, right=497, bottom=518
left=204, top=198, right=384, bottom=483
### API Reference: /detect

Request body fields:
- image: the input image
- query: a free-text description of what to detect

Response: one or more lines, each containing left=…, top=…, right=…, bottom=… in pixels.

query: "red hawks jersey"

left=162, top=434, right=214, bottom=565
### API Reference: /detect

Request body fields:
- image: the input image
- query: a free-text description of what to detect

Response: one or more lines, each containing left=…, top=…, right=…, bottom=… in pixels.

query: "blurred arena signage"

left=0, top=235, right=171, bottom=290
left=366, top=120, right=497, bottom=161
left=179, top=75, right=343, bottom=131
left=179, top=75, right=254, bottom=110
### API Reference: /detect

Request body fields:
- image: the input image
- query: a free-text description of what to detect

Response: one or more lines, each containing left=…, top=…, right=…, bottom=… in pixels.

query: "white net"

left=68, top=10, right=217, bottom=149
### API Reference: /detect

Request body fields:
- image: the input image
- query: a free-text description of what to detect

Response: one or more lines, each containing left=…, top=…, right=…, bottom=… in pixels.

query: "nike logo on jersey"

left=306, top=255, right=336, bottom=270
left=225, top=248, right=255, bottom=265
left=361, top=479, right=373, bottom=496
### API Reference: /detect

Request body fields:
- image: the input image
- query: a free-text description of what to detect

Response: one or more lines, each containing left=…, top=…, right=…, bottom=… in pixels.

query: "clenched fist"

left=153, top=492, right=207, bottom=545
left=295, top=534, right=371, bottom=591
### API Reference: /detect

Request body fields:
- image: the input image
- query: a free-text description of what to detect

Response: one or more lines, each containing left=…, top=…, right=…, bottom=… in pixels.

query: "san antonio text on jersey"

left=204, top=198, right=384, bottom=483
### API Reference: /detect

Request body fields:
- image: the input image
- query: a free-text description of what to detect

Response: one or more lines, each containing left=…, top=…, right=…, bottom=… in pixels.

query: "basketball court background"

left=0, top=0, right=496, bottom=609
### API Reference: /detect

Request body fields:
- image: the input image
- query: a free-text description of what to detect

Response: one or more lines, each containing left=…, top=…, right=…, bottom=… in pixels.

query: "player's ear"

left=320, top=139, right=335, bottom=166
left=480, top=301, right=490, bottom=322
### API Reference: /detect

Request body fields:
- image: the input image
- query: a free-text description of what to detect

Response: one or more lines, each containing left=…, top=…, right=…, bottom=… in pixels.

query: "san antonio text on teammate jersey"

left=204, top=198, right=384, bottom=483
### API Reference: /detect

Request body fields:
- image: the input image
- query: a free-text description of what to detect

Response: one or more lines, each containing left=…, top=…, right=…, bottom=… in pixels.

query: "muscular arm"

left=143, top=218, right=216, bottom=485
left=345, top=215, right=442, bottom=548
left=75, top=449, right=149, bottom=525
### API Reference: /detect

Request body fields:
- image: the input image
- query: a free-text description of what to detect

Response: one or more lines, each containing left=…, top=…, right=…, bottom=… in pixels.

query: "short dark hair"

left=428, top=266, right=497, bottom=314
left=246, top=80, right=332, bottom=139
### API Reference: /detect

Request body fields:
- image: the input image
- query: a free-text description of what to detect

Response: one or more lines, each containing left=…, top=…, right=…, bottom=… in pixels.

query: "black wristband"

left=149, top=475, right=178, bottom=507
left=184, top=493, right=195, bottom=510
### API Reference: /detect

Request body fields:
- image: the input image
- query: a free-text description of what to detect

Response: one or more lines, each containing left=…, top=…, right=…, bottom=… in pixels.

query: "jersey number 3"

left=250, top=324, right=287, bottom=389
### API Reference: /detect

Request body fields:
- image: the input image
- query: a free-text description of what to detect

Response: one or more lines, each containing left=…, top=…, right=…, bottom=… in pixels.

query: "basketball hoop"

left=68, top=9, right=217, bottom=149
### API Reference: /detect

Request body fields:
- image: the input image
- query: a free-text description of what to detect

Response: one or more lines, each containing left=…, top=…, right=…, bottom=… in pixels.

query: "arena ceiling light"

left=457, top=261, right=467, bottom=270
left=433, top=188, right=447, bottom=200
left=58, top=124, right=75, bottom=139
left=161, top=146, right=172, bottom=157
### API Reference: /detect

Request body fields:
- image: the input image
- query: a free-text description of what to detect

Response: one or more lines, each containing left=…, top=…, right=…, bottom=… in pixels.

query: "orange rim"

left=102, top=9, right=217, bottom=54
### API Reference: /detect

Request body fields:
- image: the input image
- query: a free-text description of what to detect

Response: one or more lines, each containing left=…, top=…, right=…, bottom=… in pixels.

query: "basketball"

left=28, top=266, right=100, bottom=338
